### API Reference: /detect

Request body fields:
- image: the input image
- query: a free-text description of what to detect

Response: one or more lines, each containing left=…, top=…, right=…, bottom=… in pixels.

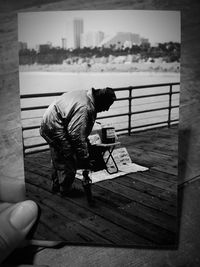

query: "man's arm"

left=67, top=106, right=93, bottom=165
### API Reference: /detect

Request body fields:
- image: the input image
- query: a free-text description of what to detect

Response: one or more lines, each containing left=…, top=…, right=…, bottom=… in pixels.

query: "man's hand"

left=0, top=178, right=38, bottom=264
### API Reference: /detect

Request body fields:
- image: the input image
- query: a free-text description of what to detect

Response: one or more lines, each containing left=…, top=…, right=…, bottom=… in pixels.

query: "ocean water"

left=19, top=71, right=180, bottom=94
left=19, top=71, right=180, bottom=149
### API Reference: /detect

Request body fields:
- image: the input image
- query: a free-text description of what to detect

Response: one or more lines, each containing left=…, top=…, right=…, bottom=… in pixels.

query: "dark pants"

left=50, top=145, right=77, bottom=192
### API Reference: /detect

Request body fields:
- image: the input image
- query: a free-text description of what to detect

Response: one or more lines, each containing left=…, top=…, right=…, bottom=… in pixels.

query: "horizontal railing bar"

left=131, top=105, right=179, bottom=115
left=168, top=119, right=179, bottom=123
left=113, top=82, right=180, bottom=92
left=131, top=120, right=179, bottom=133
left=117, top=91, right=177, bottom=101
left=22, top=125, right=128, bottom=133
left=116, top=97, right=130, bottom=101
left=98, top=105, right=179, bottom=120
left=21, top=105, right=49, bottom=111
left=115, top=127, right=129, bottom=133
left=132, top=92, right=178, bottom=100
left=168, top=105, right=179, bottom=109
left=22, top=121, right=129, bottom=131
left=131, top=121, right=169, bottom=130
left=21, top=101, right=180, bottom=111
left=129, top=123, right=178, bottom=134
left=20, top=92, right=65, bottom=99
left=23, top=125, right=40, bottom=131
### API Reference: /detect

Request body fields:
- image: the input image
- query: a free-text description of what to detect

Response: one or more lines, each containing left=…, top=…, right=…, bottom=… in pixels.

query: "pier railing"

left=20, top=82, right=180, bottom=155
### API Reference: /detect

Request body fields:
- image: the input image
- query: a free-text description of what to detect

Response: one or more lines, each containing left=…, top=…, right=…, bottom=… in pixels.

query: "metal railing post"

left=168, top=84, right=173, bottom=128
left=128, top=87, right=132, bottom=135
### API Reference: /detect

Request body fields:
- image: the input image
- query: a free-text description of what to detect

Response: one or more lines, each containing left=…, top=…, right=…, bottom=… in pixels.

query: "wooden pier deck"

left=24, top=126, right=178, bottom=248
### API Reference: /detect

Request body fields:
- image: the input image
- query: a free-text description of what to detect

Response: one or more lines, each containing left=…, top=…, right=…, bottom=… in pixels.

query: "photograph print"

left=18, top=10, right=180, bottom=247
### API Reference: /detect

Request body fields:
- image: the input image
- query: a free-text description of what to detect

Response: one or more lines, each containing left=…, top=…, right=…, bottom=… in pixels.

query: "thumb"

left=0, top=200, right=38, bottom=263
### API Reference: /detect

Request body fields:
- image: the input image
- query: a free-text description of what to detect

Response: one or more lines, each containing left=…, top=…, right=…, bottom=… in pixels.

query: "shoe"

left=60, top=187, right=84, bottom=198
left=51, top=180, right=60, bottom=194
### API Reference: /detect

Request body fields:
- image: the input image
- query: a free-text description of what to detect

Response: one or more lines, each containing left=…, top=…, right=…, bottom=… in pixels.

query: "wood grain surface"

left=0, top=0, right=200, bottom=266
left=23, top=128, right=177, bottom=247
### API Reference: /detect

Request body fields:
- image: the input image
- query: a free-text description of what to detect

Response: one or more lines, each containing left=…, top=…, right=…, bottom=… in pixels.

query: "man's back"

left=42, top=89, right=94, bottom=127
left=54, top=90, right=94, bottom=124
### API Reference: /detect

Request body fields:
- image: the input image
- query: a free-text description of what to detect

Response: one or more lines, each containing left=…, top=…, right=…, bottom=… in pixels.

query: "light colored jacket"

left=40, top=89, right=96, bottom=160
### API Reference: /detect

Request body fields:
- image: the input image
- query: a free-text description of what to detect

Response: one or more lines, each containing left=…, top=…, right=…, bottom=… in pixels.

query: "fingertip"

left=0, top=200, right=39, bottom=263
left=9, top=200, right=38, bottom=232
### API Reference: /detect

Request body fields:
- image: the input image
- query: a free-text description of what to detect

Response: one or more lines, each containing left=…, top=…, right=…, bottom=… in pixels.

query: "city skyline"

left=18, top=10, right=180, bottom=49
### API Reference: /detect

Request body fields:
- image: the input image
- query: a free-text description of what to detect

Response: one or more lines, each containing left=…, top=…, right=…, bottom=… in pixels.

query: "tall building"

left=73, top=18, right=84, bottom=49
left=61, top=38, right=67, bottom=49
left=81, top=31, right=104, bottom=48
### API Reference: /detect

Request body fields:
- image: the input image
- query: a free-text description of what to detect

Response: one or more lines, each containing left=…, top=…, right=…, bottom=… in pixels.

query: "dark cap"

left=92, top=87, right=116, bottom=112
left=100, top=87, right=116, bottom=105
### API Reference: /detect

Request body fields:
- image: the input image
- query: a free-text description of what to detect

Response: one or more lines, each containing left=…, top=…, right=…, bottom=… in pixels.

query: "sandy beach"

left=19, top=61, right=180, bottom=73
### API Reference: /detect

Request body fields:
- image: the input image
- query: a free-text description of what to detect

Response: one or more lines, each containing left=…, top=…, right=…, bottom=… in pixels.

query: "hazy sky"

left=18, top=10, right=181, bottom=49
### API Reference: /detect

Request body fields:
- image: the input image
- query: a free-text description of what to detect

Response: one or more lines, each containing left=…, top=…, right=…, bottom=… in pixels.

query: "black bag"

left=88, top=144, right=106, bottom=171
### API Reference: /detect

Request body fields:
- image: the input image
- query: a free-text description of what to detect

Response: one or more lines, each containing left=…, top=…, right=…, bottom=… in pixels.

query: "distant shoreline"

left=19, top=62, right=180, bottom=73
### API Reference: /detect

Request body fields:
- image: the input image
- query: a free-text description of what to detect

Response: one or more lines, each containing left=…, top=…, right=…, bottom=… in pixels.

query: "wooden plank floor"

left=24, top=126, right=178, bottom=248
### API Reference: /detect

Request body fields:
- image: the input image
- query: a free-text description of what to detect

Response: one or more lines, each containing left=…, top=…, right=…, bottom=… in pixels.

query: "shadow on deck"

left=24, top=126, right=178, bottom=248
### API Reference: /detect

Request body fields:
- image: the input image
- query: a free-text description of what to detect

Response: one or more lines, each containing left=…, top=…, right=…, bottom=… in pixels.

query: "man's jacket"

left=40, top=89, right=96, bottom=161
